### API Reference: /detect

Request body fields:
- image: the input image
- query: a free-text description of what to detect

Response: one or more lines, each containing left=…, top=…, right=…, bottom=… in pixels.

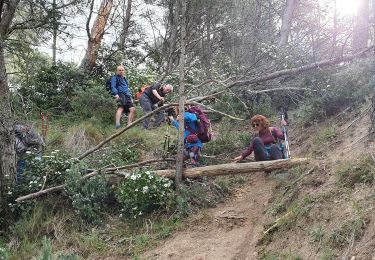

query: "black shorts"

left=117, top=93, right=134, bottom=113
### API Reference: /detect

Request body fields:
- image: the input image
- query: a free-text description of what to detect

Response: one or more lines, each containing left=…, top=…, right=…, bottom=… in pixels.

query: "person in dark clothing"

left=14, top=124, right=45, bottom=184
left=233, top=114, right=287, bottom=162
left=111, top=66, right=135, bottom=128
left=139, top=82, right=173, bottom=129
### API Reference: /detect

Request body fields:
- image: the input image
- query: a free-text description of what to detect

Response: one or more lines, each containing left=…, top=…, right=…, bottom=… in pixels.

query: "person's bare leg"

left=127, top=107, right=136, bottom=126
left=115, top=107, right=124, bottom=128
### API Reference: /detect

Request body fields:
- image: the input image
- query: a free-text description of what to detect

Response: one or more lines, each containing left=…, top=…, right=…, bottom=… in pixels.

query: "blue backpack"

left=105, top=76, right=120, bottom=95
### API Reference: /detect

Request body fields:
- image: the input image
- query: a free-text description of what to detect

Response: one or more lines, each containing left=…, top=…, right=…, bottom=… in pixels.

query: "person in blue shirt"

left=169, top=111, right=203, bottom=166
left=111, top=66, right=135, bottom=128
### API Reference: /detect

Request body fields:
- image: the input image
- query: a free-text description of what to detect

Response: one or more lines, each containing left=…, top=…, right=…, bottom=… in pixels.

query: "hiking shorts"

left=117, top=93, right=134, bottom=113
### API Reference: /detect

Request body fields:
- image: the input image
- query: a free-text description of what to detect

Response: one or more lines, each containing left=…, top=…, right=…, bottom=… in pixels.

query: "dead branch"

left=190, top=102, right=244, bottom=121
left=190, top=46, right=374, bottom=102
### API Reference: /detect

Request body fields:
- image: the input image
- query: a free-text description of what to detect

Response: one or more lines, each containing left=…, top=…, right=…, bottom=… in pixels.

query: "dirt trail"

left=142, top=172, right=275, bottom=260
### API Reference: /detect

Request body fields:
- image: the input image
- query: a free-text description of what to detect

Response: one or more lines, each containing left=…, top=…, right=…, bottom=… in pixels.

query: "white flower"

left=148, top=175, right=153, bottom=180
left=7, top=191, right=12, bottom=195
left=136, top=174, right=141, bottom=178
left=164, top=182, right=171, bottom=188
left=145, top=171, right=150, bottom=175
left=130, top=175, right=137, bottom=180
left=142, top=186, right=149, bottom=193
left=135, top=188, right=138, bottom=192
left=132, top=207, right=137, bottom=210
left=119, top=214, right=123, bottom=218
left=26, top=151, right=31, bottom=154
left=138, top=211, right=142, bottom=216
left=65, top=169, right=70, bottom=172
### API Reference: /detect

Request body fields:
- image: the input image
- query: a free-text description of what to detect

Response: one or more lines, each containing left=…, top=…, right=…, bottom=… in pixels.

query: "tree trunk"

left=159, top=158, right=310, bottom=179
left=52, top=0, right=58, bottom=65
left=0, top=0, right=19, bottom=214
left=352, top=0, right=369, bottom=52
left=80, top=0, right=113, bottom=72
left=118, top=0, right=132, bottom=50
left=278, top=0, right=298, bottom=47
left=175, top=0, right=187, bottom=191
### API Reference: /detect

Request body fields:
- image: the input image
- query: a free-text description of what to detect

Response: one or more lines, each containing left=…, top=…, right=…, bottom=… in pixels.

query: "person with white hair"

left=139, top=82, right=173, bottom=129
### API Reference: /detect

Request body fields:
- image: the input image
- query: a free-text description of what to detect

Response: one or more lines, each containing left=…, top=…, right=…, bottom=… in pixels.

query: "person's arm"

left=152, top=89, right=164, bottom=102
left=111, top=76, right=119, bottom=97
left=233, top=143, right=253, bottom=162
left=171, top=119, right=179, bottom=129
left=273, top=127, right=285, bottom=140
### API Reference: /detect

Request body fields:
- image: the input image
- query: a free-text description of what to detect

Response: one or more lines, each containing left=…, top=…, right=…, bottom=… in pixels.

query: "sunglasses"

left=252, top=123, right=260, bottom=127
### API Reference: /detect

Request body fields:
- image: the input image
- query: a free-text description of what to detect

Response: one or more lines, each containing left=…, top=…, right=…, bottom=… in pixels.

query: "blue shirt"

left=172, top=112, right=203, bottom=149
left=111, top=75, right=132, bottom=97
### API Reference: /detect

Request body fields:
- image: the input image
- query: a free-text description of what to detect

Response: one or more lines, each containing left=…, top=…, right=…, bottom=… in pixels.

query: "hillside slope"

left=142, top=106, right=375, bottom=259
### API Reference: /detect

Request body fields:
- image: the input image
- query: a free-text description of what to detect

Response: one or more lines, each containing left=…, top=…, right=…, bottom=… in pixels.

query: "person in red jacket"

left=233, top=114, right=287, bottom=162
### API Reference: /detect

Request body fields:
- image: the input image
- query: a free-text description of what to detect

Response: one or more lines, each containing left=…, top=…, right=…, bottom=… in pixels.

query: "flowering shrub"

left=7, top=150, right=74, bottom=212
left=0, top=247, right=7, bottom=260
left=64, top=164, right=109, bottom=224
left=116, top=170, right=174, bottom=218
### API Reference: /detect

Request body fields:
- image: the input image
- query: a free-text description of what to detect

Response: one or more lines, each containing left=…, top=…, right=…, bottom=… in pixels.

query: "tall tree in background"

left=118, top=0, right=133, bottom=50
left=0, top=0, right=19, bottom=213
left=352, top=0, right=369, bottom=52
left=81, top=0, right=113, bottom=72
left=278, top=0, right=298, bottom=47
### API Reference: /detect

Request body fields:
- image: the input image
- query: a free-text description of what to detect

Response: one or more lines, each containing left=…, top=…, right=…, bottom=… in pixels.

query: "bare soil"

left=142, top=107, right=375, bottom=260
left=142, top=172, right=275, bottom=260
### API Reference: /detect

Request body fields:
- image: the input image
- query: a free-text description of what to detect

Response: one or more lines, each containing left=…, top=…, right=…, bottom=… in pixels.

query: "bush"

left=70, top=84, right=116, bottom=124
left=64, top=164, right=109, bottom=224
left=116, top=170, right=174, bottom=218
left=0, top=247, right=8, bottom=260
left=336, top=156, right=375, bottom=188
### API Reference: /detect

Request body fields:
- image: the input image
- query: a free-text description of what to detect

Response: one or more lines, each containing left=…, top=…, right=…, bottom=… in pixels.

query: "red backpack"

left=186, top=106, right=212, bottom=143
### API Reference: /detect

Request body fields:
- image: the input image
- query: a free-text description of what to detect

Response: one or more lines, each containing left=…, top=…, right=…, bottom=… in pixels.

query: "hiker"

left=134, top=85, right=148, bottom=105
left=111, top=66, right=135, bottom=128
left=169, top=111, right=203, bottom=167
left=233, top=114, right=287, bottom=162
left=15, top=124, right=45, bottom=184
left=139, top=82, right=173, bottom=129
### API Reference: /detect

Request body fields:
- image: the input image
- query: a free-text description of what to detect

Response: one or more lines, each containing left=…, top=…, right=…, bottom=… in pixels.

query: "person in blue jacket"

left=111, top=66, right=135, bottom=128
left=169, top=111, right=203, bottom=166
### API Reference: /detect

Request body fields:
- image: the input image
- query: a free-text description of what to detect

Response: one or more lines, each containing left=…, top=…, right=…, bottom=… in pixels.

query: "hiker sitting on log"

left=169, top=111, right=203, bottom=167
left=233, top=114, right=287, bottom=162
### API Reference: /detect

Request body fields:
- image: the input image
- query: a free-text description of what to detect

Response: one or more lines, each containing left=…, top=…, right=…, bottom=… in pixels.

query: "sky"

left=38, top=0, right=165, bottom=65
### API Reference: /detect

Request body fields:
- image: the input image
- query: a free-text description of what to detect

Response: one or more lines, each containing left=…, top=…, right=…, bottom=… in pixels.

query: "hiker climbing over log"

left=233, top=114, right=288, bottom=162
left=169, top=107, right=204, bottom=167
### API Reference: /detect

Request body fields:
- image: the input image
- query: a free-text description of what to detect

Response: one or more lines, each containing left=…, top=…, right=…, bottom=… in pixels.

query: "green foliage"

left=7, top=150, right=73, bottom=213
left=295, top=60, right=373, bottom=126
left=64, top=164, right=109, bottom=224
left=204, top=118, right=244, bottom=157
left=327, top=218, right=366, bottom=248
left=309, top=225, right=324, bottom=245
left=336, top=156, right=375, bottom=188
left=259, top=251, right=303, bottom=260
left=0, top=247, right=8, bottom=260
left=70, top=84, right=116, bottom=124
left=38, top=236, right=52, bottom=260
left=116, top=170, right=174, bottom=218
left=19, top=63, right=91, bottom=114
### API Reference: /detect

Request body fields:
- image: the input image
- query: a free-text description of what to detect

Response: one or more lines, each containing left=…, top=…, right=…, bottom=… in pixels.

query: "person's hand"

left=168, top=116, right=174, bottom=121
left=232, top=155, right=243, bottom=163
left=114, top=94, right=120, bottom=101
left=159, top=97, right=165, bottom=103
left=281, top=119, right=287, bottom=126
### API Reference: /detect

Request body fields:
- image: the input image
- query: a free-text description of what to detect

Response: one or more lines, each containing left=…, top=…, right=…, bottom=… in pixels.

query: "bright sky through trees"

left=336, top=0, right=359, bottom=16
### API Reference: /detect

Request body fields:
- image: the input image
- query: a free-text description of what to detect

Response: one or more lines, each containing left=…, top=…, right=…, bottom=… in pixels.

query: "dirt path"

left=142, top=172, right=275, bottom=260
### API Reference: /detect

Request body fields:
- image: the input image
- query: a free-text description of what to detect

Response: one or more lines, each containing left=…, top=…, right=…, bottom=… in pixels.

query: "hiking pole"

left=281, top=114, right=291, bottom=159
left=162, top=124, right=171, bottom=157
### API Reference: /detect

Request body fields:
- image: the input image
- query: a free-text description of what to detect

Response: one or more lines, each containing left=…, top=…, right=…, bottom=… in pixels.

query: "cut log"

left=154, top=158, right=310, bottom=179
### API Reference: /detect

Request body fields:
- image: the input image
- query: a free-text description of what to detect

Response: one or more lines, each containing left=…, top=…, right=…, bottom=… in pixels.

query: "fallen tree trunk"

left=124, top=158, right=309, bottom=179
left=17, top=158, right=309, bottom=202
